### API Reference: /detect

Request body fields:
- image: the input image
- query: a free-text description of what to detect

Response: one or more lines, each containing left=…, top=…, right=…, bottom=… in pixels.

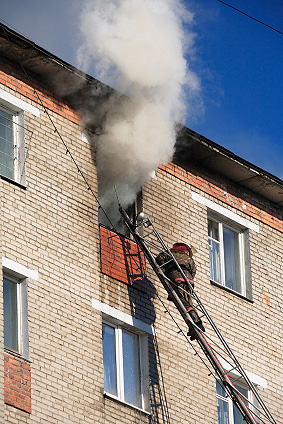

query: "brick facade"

left=100, top=226, right=147, bottom=292
left=0, top=42, right=282, bottom=424
left=4, top=353, right=31, bottom=413
left=161, top=163, right=283, bottom=233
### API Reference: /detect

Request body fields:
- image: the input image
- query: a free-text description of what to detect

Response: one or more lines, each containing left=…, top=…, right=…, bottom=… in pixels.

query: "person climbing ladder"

left=156, top=242, right=205, bottom=340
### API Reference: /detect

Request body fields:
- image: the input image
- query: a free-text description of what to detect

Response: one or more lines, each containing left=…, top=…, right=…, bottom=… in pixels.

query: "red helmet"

left=172, top=243, right=197, bottom=256
left=172, top=242, right=192, bottom=254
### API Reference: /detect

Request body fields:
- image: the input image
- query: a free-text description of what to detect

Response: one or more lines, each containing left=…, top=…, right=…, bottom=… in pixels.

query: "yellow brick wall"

left=0, top=65, right=282, bottom=423
left=142, top=167, right=282, bottom=423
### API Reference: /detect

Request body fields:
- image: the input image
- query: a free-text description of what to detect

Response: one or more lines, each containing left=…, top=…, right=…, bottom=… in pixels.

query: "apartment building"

left=0, top=24, right=282, bottom=424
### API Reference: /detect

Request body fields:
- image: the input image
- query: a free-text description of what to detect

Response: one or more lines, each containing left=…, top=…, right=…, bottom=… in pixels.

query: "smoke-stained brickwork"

left=161, top=162, right=283, bottom=233
left=4, top=353, right=31, bottom=413
left=0, top=62, right=79, bottom=125
left=0, top=29, right=282, bottom=424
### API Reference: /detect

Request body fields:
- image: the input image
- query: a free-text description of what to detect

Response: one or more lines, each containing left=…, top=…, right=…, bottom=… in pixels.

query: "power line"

left=0, top=24, right=115, bottom=231
left=216, top=0, right=283, bottom=35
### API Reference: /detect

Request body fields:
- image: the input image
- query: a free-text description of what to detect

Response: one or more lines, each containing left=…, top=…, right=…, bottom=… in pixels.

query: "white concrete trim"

left=218, top=357, right=267, bottom=388
left=0, top=88, right=40, bottom=117
left=92, top=298, right=155, bottom=335
left=2, top=257, right=39, bottom=281
left=191, top=192, right=260, bottom=233
left=81, top=130, right=90, bottom=144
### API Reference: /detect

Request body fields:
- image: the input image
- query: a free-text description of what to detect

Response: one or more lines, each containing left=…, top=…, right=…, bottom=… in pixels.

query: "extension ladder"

left=119, top=207, right=278, bottom=424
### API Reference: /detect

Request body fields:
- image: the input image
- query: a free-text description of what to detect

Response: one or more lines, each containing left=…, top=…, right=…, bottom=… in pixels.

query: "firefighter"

left=156, top=242, right=205, bottom=340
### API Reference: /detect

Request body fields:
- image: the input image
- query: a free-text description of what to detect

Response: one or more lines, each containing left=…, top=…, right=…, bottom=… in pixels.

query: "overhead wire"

left=1, top=17, right=275, bottom=423
left=0, top=23, right=115, bottom=231
left=156, top=282, right=269, bottom=423
left=20, top=130, right=34, bottom=182
left=127, top=217, right=274, bottom=422
left=216, top=0, right=283, bottom=35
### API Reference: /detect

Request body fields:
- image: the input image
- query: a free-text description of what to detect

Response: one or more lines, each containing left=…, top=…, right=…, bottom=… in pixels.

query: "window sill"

left=210, top=280, right=253, bottom=303
left=4, top=348, right=31, bottom=362
left=104, top=392, right=151, bottom=416
left=0, top=175, right=26, bottom=190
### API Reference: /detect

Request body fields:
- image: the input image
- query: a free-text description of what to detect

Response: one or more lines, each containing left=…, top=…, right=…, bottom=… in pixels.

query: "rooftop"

left=1, top=22, right=283, bottom=207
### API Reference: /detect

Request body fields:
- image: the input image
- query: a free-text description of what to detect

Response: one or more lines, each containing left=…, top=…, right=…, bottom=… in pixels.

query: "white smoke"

left=78, top=0, right=201, bottom=223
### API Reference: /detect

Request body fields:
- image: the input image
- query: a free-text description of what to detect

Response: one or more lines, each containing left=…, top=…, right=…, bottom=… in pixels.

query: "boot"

left=186, top=309, right=205, bottom=340
left=187, top=322, right=205, bottom=340
left=187, top=309, right=205, bottom=332
left=195, top=320, right=205, bottom=332
left=187, top=325, right=197, bottom=341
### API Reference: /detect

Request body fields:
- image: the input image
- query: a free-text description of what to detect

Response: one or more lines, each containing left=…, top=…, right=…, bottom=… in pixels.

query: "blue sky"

left=0, top=0, right=282, bottom=178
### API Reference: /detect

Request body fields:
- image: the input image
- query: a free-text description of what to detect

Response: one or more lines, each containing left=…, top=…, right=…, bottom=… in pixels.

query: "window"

left=102, top=321, right=148, bottom=411
left=208, top=215, right=252, bottom=297
left=98, top=191, right=143, bottom=237
left=216, top=379, right=252, bottom=424
left=0, top=88, right=40, bottom=186
left=0, top=105, right=25, bottom=184
left=3, top=274, right=29, bottom=358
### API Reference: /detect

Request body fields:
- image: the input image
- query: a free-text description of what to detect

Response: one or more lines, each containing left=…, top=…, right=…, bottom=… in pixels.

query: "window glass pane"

left=217, top=397, right=229, bottom=424
left=102, top=324, right=117, bottom=396
left=216, top=379, right=226, bottom=398
left=3, top=277, right=18, bottom=351
left=208, top=219, right=219, bottom=240
left=122, top=329, right=142, bottom=407
left=0, top=109, right=14, bottom=179
left=233, top=385, right=249, bottom=424
left=209, top=239, right=221, bottom=283
left=223, top=226, right=241, bottom=291
left=216, top=381, right=229, bottom=424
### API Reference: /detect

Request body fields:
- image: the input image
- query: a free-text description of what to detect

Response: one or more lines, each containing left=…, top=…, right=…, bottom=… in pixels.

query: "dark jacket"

left=156, top=249, right=196, bottom=280
left=156, top=248, right=196, bottom=308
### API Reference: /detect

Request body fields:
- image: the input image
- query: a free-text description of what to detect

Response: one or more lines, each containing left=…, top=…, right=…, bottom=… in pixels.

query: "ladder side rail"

left=120, top=209, right=277, bottom=424
left=137, top=233, right=259, bottom=423
left=198, top=333, right=275, bottom=424
left=139, top=218, right=277, bottom=423
left=120, top=209, right=201, bottom=326
left=196, top=333, right=259, bottom=424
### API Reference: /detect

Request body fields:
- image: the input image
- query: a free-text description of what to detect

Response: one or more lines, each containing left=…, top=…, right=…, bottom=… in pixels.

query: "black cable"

left=1, top=24, right=115, bottom=230
left=155, top=289, right=215, bottom=375
left=216, top=0, right=283, bottom=35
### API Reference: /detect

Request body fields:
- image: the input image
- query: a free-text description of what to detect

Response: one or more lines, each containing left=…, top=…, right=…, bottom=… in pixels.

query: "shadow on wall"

left=123, top=251, right=172, bottom=423
left=99, top=225, right=171, bottom=422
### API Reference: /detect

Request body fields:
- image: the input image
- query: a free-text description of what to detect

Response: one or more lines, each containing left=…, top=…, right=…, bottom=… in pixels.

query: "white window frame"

left=0, top=104, right=24, bottom=183
left=3, top=273, right=29, bottom=358
left=216, top=356, right=265, bottom=424
left=208, top=215, right=247, bottom=296
left=216, top=378, right=258, bottom=424
left=2, top=257, right=38, bottom=360
left=92, top=298, right=151, bottom=413
left=102, top=319, right=149, bottom=412
left=0, top=88, right=40, bottom=185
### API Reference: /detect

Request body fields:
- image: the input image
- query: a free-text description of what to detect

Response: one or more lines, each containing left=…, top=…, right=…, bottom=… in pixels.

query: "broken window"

left=99, top=190, right=143, bottom=237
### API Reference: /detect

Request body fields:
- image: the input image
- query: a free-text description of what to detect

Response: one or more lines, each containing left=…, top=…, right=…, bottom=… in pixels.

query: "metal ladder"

left=119, top=207, right=278, bottom=424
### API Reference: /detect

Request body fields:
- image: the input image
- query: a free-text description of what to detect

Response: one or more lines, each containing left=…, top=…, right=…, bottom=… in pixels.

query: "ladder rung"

left=119, top=207, right=278, bottom=424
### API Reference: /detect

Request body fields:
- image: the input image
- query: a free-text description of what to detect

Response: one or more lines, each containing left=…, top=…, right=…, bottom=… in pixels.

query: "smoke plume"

left=78, top=0, right=201, bottom=227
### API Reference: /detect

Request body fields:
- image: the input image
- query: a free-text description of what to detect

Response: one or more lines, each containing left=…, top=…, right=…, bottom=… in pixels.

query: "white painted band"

left=92, top=298, right=155, bottom=335
left=191, top=191, right=260, bottom=233
left=0, top=88, right=41, bottom=117
left=2, top=257, right=39, bottom=280
left=218, top=357, right=267, bottom=388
